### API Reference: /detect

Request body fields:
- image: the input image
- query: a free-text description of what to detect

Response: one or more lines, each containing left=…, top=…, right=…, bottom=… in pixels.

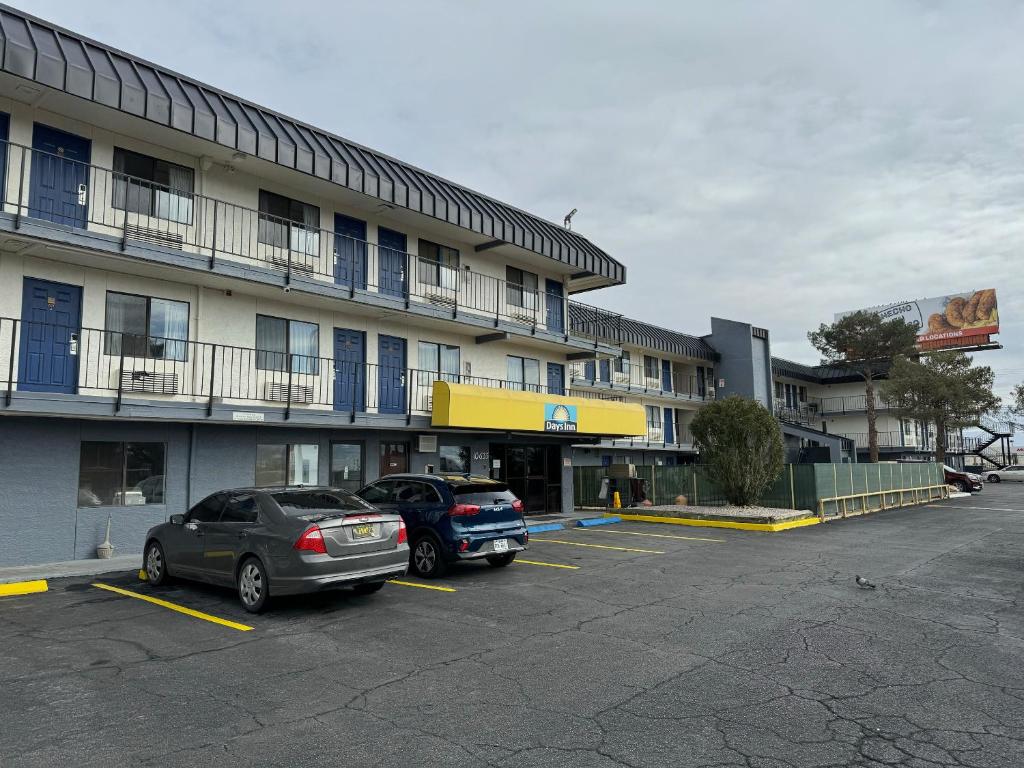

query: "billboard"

left=838, top=289, right=999, bottom=351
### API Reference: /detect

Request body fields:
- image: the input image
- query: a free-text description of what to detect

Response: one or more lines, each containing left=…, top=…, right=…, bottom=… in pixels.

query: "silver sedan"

left=142, top=487, right=409, bottom=612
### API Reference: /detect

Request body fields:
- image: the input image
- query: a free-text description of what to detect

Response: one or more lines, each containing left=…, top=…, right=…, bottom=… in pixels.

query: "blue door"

left=18, top=277, right=82, bottom=394
left=545, top=279, right=564, bottom=333
left=547, top=362, right=565, bottom=396
left=599, top=358, right=611, bottom=383
left=696, top=366, right=706, bottom=397
left=661, top=360, right=672, bottom=392
left=377, top=335, right=406, bottom=414
left=333, top=328, right=365, bottom=412
left=29, top=123, right=91, bottom=229
left=334, top=213, right=367, bottom=290
left=378, top=227, right=406, bottom=298
left=663, top=408, right=674, bottom=444
left=583, top=360, right=596, bottom=381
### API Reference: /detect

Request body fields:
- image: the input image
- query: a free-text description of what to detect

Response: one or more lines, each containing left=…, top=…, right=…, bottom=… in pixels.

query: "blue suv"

left=356, top=474, right=528, bottom=578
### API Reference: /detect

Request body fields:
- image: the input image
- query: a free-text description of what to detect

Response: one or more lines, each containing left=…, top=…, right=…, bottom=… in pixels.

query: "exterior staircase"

left=972, top=413, right=1014, bottom=468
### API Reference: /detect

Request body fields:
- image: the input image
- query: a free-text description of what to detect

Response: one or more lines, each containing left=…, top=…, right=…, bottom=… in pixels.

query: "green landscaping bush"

left=690, top=395, right=784, bottom=506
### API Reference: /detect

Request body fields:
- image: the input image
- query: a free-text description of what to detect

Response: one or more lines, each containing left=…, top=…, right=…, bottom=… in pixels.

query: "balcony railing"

left=569, top=360, right=714, bottom=400
left=837, top=431, right=974, bottom=452
left=773, top=401, right=820, bottom=425
left=0, top=318, right=621, bottom=418
left=816, top=394, right=892, bottom=415
left=0, top=141, right=620, bottom=345
left=603, top=421, right=695, bottom=448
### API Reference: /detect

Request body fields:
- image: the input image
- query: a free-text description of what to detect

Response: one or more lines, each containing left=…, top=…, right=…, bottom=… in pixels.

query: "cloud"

left=19, top=0, right=1022, bottom=398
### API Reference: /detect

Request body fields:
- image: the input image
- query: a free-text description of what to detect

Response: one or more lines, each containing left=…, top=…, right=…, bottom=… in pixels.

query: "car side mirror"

left=169, top=514, right=185, bottom=525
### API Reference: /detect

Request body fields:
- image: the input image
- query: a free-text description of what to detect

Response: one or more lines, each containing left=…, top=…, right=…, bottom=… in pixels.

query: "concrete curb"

left=0, top=554, right=140, bottom=584
left=607, top=512, right=821, bottom=533
left=576, top=516, right=622, bottom=527
left=0, top=579, right=48, bottom=597
left=526, top=522, right=565, bottom=534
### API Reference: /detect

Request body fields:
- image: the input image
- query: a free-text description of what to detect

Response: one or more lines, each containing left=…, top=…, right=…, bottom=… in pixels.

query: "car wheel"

left=988, top=474, right=1000, bottom=483
left=952, top=480, right=967, bottom=493
left=237, top=557, right=269, bottom=614
left=352, top=581, right=386, bottom=595
left=411, top=535, right=447, bottom=578
left=486, top=552, right=516, bottom=568
left=144, top=540, right=169, bottom=586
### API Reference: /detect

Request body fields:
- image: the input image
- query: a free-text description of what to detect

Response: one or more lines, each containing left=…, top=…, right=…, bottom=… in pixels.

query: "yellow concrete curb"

left=606, top=512, right=820, bottom=532
left=0, top=579, right=49, bottom=597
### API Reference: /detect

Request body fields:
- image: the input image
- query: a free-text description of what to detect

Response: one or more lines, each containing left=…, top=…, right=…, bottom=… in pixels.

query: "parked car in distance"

left=143, top=487, right=408, bottom=613
left=357, top=474, right=528, bottom=578
left=943, top=465, right=983, bottom=493
left=985, top=465, right=1024, bottom=483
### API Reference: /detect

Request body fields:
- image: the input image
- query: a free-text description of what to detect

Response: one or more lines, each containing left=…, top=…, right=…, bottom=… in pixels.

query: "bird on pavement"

left=855, top=575, right=877, bottom=589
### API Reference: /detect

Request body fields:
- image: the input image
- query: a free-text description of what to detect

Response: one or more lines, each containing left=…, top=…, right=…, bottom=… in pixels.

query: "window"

left=330, top=442, right=364, bottom=492
left=188, top=493, right=226, bottom=523
left=112, top=147, right=194, bottom=224
left=614, top=350, right=631, bottom=374
left=255, top=443, right=319, bottom=487
left=798, top=386, right=807, bottom=403
left=418, top=342, right=460, bottom=382
left=359, top=481, right=395, bottom=504
left=645, top=405, right=661, bottom=427
left=221, top=494, right=259, bottom=524
left=507, top=355, right=540, bottom=392
left=394, top=481, right=442, bottom=504
left=258, top=190, right=320, bottom=256
left=105, top=292, right=189, bottom=361
left=775, top=381, right=784, bottom=400
left=78, top=441, right=165, bottom=507
left=418, top=240, right=459, bottom=289
left=440, top=445, right=470, bottom=473
left=506, top=266, right=538, bottom=310
left=272, top=489, right=373, bottom=516
left=644, top=355, right=659, bottom=380
left=256, top=315, right=319, bottom=374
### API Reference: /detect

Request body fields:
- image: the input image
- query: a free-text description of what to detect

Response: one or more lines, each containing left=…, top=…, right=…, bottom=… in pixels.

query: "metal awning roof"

left=0, top=4, right=625, bottom=287
left=771, top=357, right=890, bottom=384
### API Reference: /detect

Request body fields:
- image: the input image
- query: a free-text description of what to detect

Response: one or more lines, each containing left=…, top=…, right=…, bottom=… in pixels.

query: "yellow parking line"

left=515, top=559, right=580, bottom=570
left=529, top=538, right=664, bottom=554
left=387, top=579, right=456, bottom=593
left=580, top=528, right=724, bottom=543
left=91, top=583, right=253, bottom=632
left=0, top=579, right=48, bottom=598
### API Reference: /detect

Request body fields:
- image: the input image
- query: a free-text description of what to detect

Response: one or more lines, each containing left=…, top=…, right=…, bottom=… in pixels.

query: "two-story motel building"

left=0, top=7, right=649, bottom=565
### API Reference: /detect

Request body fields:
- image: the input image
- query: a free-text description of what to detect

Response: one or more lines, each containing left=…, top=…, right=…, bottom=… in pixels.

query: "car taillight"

left=512, top=499, right=524, bottom=513
left=294, top=525, right=327, bottom=554
left=448, top=503, right=480, bottom=516
left=458, top=539, right=470, bottom=552
left=397, top=518, right=407, bottom=545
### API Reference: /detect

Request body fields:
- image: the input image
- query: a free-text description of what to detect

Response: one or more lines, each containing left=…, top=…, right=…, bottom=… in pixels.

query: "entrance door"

left=334, top=214, right=367, bottom=289
left=546, top=362, right=565, bottom=396
left=661, top=360, right=672, bottom=392
left=378, top=227, right=406, bottom=298
left=377, top=335, right=407, bottom=414
left=18, top=277, right=82, bottom=394
left=333, top=328, right=365, bottom=412
left=379, top=442, right=409, bottom=476
left=599, top=359, right=611, bottom=383
left=491, top=443, right=561, bottom=514
left=545, top=279, right=564, bottom=333
left=29, top=123, right=91, bottom=228
left=664, top=407, right=674, bottom=444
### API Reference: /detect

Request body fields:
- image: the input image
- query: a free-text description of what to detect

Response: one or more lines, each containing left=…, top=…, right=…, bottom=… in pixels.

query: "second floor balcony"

left=0, top=141, right=622, bottom=353
left=836, top=431, right=979, bottom=453
left=0, top=318, right=624, bottom=427
left=569, top=360, right=715, bottom=402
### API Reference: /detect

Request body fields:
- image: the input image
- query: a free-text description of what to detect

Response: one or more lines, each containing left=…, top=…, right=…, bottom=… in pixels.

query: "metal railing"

left=0, top=140, right=621, bottom=344
left=837, top=431, right=975, bottom=452
left=0, top=318, right=619, bottom=418
left=568, top=360, right=714, bottom=400
left=608, top=420, right=694, bottom=448
left=816, top=393, right=892, bottom=415
left=773, top=401, right=820, bottom=425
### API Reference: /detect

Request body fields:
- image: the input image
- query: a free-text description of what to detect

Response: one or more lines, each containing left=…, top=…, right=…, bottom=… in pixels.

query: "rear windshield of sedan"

left=272, top=490, right=375, bottom=517
left=447, top=482, right=517, bottom=505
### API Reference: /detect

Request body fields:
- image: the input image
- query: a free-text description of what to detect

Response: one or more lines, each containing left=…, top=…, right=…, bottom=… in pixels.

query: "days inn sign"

left=544, top=404, right=578, bottom=433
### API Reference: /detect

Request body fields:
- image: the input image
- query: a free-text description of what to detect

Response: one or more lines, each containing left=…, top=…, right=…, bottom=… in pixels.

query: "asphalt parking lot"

left=3, top=486, right=1024, bottom=767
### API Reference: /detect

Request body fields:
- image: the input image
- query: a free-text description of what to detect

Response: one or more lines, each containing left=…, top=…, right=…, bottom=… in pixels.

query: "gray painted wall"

left=0, top=416, right=579, bottom=566
left=705, top=317, right=773, bottom=407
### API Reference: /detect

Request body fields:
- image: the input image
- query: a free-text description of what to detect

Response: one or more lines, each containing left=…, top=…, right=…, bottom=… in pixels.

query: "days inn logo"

left=544, top=403, right=578, bottom=433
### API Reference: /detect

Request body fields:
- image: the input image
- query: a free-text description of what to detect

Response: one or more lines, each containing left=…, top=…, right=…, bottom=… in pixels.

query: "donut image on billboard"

left=838, top=290, right=999, bottom=351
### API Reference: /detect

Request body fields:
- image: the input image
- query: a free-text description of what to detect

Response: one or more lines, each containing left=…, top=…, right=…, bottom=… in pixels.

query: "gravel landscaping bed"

left=624, top=504, right=815, bottom=524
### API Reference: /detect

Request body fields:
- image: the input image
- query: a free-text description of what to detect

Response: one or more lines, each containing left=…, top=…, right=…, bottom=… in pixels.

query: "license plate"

left=492, top=538, right=509, bottom=552
left=352, top=523, right=375, bottom=539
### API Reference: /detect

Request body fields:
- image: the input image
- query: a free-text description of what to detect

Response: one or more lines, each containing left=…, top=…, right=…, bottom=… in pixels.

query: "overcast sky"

left=18, top=0, right=1022, bottom=400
